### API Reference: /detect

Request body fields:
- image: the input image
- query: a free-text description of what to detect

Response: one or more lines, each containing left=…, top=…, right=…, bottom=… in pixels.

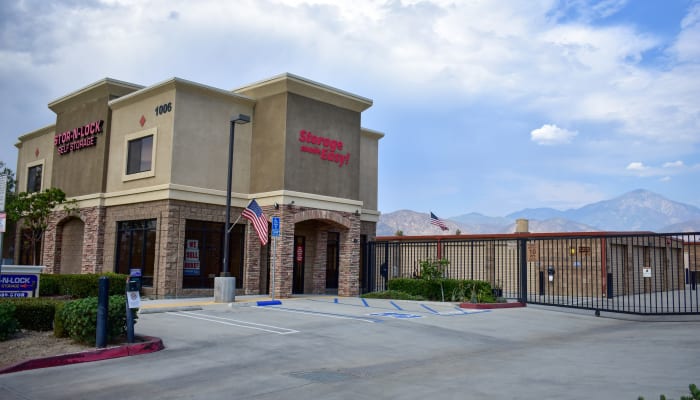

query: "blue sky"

left=1, top=0, right=698, bottom=217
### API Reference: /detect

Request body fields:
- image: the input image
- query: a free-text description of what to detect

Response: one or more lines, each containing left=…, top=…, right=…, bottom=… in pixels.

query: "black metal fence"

left=363, top=232, right=700, bottom=315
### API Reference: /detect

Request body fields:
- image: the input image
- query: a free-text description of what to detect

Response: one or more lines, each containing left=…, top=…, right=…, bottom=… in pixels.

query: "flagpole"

left=228, top=213, right=243, bottom=234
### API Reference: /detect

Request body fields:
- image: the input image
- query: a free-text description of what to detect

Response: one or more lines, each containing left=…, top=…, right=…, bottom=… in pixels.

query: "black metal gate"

left=363, top=232, right=700, bottom=315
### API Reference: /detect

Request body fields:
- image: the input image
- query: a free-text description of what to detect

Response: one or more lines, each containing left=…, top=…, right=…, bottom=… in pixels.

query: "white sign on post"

left=127, top=291, right=141, bottom=308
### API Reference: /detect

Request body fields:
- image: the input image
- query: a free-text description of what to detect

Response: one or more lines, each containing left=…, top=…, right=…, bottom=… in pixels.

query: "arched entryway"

left=253, top=208, right=361, bottom=299
left=289, top=209, right=360, bottom=296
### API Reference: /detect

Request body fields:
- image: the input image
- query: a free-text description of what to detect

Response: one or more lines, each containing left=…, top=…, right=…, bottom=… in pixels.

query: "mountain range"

left=377, top=189, right=700, bottom=236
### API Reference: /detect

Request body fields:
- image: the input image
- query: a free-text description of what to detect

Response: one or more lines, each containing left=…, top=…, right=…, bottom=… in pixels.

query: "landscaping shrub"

left=388, top=278, right=495, bottom=302
left=60, top=295, right=136, bottom=345
left=38, top=273, right=61, bottom=296
left=447, top=280, right=496, bottom=303
left=1, top=298, right=62, bottom=331
left=361, top=290, right=425, bottom=301
left=39, top=273, right=128, bottom=298
left=53, top=301, right=67, bottom=338
left=0, top=302, right=19, bottom=341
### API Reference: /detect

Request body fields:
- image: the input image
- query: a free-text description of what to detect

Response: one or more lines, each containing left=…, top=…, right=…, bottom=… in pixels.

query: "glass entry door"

left=326, top=232, right=339, bottom=290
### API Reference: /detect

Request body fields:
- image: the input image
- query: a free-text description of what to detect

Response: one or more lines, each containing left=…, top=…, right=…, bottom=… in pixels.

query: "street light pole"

left=222, top=114, right=250, bottom=277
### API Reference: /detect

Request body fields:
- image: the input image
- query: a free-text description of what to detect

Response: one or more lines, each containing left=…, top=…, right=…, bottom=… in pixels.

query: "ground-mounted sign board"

left=0, top=265, right=45, bottom=298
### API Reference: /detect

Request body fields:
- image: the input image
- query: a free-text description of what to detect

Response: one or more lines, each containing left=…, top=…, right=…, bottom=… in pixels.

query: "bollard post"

left=126, top=273, right=141, bottom=344
left=96, top=276, right=109, bottom=348
left=126, top=299, right=135, bottom=343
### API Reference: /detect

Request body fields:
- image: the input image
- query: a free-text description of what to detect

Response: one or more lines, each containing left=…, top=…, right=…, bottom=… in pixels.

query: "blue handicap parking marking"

left=370, top=312, right=423, bottom=319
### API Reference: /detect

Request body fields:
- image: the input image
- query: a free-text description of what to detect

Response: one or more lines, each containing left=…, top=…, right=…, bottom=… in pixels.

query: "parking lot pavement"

left=1, top=297, right=698, bottom=400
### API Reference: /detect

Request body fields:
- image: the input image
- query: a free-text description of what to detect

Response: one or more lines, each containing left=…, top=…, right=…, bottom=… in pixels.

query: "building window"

left=122, top=128, right=157, bottom=182
left=115, top=219, right=157, bottom=287
left=27, top=164, right=42, bottom=193
left=183, top=220, right=245, bottom=289
left=126, top=135, right=153, bottom=174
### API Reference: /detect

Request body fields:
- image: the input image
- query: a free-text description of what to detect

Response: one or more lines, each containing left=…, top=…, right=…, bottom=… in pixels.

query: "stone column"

left=244, top=217, right=262, bottom=295
left=338, top=214, right=361, bottom=297
left=271, top=208, right=294, bottom=298
left=157, top=203, right=181, bottom=297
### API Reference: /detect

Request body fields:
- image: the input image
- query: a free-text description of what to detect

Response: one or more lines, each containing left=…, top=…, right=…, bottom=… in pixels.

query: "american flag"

left=430, top=212, right=449, bottom=231
left=242, top=199, right=269, bottom=245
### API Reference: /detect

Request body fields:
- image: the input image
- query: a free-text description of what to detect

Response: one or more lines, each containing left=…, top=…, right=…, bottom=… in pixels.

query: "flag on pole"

left=430, top=212, right=449, bottom=231
left=242, top=199, right=269, bottom=245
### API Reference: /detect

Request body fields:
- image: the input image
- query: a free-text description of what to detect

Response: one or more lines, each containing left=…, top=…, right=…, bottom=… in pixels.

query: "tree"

left=455, top=229, right=461, bottom=235
left=0, top=160, right=16, bottom=195
left=6, top=188, right=76, bottom=265
left=0, top=161, right=17, bottom=263
left=395, top=230, right=404, bottom=236
left=419, top=258, right=450, bottom=302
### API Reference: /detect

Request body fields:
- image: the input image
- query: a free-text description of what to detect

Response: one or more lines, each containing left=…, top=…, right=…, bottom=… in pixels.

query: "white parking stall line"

left=167, top=311, right=299, bottom=335
left=255, top=306, right=384, bottom=323
left=310, top=298, right=488, bottom=317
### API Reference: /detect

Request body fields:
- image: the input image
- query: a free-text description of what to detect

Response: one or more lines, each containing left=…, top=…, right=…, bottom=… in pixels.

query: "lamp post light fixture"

left=222, top=114, right=251, bottom=277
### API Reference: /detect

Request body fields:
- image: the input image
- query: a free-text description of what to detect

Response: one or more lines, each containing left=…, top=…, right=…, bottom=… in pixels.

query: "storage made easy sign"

left=0, top=274, right=39, bottom=297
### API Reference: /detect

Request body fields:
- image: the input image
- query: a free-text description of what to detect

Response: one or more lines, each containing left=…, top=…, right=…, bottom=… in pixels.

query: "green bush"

left=39, top=273, right=128, bottom=298
left=361, top=290, right=426, bottom=301
left=0, top=302, right=19, bottom=341
left=60, top=295, right=136, bottom=345
left=1, top=298, right=62, bottom=331
left=53, top=301, right=67, bottom=338
left=38, top=274, right=61, bottom=296
left=388, top=278, right=495, bottom=302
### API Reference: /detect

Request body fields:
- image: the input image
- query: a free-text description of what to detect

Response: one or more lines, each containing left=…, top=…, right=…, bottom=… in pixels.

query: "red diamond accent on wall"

left=35, top=148, right=40, bottom=157
left=140, top=115, right=146, bottom=127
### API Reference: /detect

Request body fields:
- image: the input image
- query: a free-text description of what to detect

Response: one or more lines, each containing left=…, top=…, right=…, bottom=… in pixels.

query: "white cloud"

left=663, top=160, right=684, bottom=168
left=626, top=160, right=691, bottom=178
left=626, top=162, right=648, bottom=171
left=530, top=124, right=578, bottom=145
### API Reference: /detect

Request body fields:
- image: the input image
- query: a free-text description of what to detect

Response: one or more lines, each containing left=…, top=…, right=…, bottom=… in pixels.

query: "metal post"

left=126, top=301, right=134, bottom=343
left=383, top=242, right=389, bottom=290
left=271, top=236, right=276, bottom=300
left=519, top=238, right=528, bottom=304
left=0, top=232, right=4, bottom=277
left=96, top=276, right=109, bottom=348
left=222, top=119, right=235, bottom=277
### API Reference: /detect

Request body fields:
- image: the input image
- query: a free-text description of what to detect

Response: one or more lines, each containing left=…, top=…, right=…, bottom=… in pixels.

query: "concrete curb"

left=0, top=335, right=164, bottom=375
left=459, top=302, right=526, bottom=310
left=139, top=306, right=203, bottom=314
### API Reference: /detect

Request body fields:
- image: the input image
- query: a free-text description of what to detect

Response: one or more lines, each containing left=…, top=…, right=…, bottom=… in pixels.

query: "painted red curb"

left=0, top=335, right=164, bottom=375
left=459, top=302, right=526, bottom=310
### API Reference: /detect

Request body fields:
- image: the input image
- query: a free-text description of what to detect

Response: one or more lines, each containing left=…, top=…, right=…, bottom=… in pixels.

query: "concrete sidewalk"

left=137, top=294, right=337, bottom=313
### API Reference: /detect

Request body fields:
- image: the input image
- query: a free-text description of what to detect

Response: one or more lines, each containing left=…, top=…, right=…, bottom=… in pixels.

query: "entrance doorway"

left=326, top=232, right=339, bottom=290
left=293, top=236, right=305, bottom=294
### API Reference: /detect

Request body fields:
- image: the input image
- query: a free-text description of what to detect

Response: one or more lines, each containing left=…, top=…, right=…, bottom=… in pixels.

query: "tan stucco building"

left=15, top=73, right=383, bottom=298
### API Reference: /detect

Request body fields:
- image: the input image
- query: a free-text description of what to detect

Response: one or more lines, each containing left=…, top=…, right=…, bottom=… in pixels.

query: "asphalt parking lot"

left=1, top=296, right=698, bottom=400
